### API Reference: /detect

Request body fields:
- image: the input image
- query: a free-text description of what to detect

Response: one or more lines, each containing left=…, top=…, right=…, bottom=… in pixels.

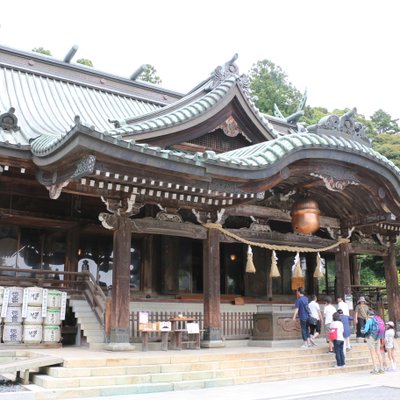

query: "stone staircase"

left=27, top=344, right=372, bottom=399
left=68, top=299, right=105, bottom=349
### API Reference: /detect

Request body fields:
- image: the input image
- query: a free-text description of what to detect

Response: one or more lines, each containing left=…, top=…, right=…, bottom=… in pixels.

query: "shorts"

left=325, top=323, right=331, bottom=339
left=366, top=336, right=380, bottom=350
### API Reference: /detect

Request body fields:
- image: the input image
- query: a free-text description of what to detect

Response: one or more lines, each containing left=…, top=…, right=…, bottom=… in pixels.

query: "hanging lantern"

left=313, top=252, right=325, bottom=278
left=291, top=198, right=320, bottom=234
left=270, top=250, right=280, bottom=278
left=245, top=245, right=256, bottom=273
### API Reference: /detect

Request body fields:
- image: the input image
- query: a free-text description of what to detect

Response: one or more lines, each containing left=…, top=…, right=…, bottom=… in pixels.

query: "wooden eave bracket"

left=343, top=212, right=400, bottom=234
left=37, top=155, right=96, bottom=199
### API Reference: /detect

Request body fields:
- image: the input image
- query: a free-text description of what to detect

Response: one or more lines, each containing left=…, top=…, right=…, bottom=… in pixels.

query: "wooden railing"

left=129, top=311, right=254, bottom=342
left=0, top=267, right=86, bottom=290
left=83, top=271, right=109, bottom=328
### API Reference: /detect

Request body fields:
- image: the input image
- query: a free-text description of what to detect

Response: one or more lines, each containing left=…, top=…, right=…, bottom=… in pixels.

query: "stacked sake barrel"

left=22, top=286, right=44, bottom=344
left=2, top=286, right=24, bottom=343
left=42, top=290, right=63, bottom=344
left=0, top=286, right=66, bottom=345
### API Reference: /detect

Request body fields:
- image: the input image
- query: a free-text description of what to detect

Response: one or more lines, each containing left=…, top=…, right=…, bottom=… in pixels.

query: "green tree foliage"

left=76, top=58, right=94, bottom=67
left=137, top=64, right=162, bottom=85
left=32, top=47, right=52, bottom=56
left=370, top=109, right=399, bottom=134
left=302, top=106, right=329, bottom=126
left=248, top=60, right=302, bottom=116
left=371, top=133, right=400, bottom=168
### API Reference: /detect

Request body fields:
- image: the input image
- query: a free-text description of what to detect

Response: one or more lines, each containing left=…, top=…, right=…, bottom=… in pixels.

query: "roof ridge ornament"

left=205, top=54, right=240, bottom=92
left=0, top=107, right=20, bottom=132
left=274, top=89, right=307, bottom=124
left=307, top=107, right=371, bottom=146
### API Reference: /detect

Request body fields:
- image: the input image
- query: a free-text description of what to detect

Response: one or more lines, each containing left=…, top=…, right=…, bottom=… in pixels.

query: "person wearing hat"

left=354, top=296, right=369, bottom=343
left=384, top=321, right=397, bottom=371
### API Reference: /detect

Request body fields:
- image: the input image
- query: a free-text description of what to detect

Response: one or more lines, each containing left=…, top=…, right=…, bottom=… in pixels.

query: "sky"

left=1, top=0, right=399, bottom=120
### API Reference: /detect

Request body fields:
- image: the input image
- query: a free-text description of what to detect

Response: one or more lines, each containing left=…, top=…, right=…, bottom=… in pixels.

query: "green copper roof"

left=202, top=132, right=400, bottom=174
left=106, top=75, right=278, bottom=139
left=0, top=59, right=164, bottom=147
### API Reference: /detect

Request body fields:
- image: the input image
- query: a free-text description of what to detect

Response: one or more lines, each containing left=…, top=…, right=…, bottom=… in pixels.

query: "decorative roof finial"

left=205, top=54, right=240, bottom=92
left=0, top=107, right=20, bottom=131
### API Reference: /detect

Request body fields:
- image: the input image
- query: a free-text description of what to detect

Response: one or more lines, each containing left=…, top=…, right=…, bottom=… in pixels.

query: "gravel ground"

left=0, top=377, right=27, bottom=392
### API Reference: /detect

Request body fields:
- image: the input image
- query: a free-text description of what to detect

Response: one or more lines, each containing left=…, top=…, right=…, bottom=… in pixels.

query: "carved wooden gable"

left=185, top=116, right=252, bottom=153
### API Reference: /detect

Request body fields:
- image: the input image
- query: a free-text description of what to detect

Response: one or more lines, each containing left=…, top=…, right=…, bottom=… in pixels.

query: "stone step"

left=57, top=346, right=369, bottom=369
left=30, top=362, right=373, bottom=400
left=79, top=322, right=101, bottom=330
left=43, top=351, right=369, bottom=378
left=26, top=340, right=373, bottom=399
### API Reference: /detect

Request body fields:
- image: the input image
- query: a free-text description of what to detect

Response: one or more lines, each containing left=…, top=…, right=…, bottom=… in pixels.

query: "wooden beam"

left=225, top=204, right=340, bottom=229
left=130, top=218, right=207, bottom=239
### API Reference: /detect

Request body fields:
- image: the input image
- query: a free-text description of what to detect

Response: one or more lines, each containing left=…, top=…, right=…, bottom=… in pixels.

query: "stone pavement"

left=56, top=368, right=400, bottom=400
left=2, top=341, right=400, bottom=400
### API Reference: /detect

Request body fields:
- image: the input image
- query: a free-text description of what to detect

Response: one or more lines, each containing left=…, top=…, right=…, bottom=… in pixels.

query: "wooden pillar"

left=350, top=255, right=361, bottom=286
left=383, top=241, right=400, bottom=329
left=202, top=227, right=223, bottom=346
left=65, top=228, right=79, bottom=276
left=142, top=235, right=154, bottom=296
left=335, top=243, right=351, bottom=298
left=305, top=253, right=316, bottom=295
left=109, top=216, right=133, bottom=348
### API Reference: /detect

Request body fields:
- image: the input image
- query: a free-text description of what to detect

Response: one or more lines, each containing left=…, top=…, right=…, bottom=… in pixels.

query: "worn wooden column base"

left=201, top=340, right=225, bottom=348
left=104, top=342, right=135, bottom=351
left=105, top=328, right=135, bottom=351
left=201, top=327, right=224, bottom=348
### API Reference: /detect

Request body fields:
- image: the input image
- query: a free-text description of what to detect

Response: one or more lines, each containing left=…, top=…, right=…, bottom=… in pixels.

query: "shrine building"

left=0, top=45, right=399, bottom=349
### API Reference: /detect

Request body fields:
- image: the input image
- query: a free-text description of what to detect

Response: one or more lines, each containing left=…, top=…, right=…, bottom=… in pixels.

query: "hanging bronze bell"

left=290, top=198, right=320, bottom=234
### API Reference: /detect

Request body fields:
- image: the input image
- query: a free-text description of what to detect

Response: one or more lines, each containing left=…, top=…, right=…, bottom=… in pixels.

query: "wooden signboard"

left=291, top=277, right=305, bottom=291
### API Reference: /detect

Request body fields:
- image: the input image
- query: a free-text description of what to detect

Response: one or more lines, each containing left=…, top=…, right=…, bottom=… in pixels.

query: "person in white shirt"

left=337, top=296, right=350, bottom=316
left=308, top=295, right=323, bottom=345
left=330, top=312, right=345, bottom=367
left=323, top=296, right=337, bottom=353
left=385, top=321, right=397, bottom=371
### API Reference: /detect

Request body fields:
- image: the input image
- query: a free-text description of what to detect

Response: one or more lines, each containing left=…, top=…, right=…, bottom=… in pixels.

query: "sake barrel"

left=24, top=306, right=43, bottom=324
left=7, top=287, right=24, bottom=305
left=3, top=323, right=22, bottom=343
left=44, top=308, right=61, bottom=326
left=23, top=324, right=42, bottom=344
left=46, top=290, right=62, bottom=308
left=43, top=325, right=61, bottom=343
left=26, top=287, right=43, bottom=306
left=4, top=305, right=23, bottom=324
left=0, top=286, right=4, bottom=305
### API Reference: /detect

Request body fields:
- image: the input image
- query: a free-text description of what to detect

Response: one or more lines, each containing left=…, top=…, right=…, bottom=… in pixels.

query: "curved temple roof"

left=0, top=45, right=179, bottom=149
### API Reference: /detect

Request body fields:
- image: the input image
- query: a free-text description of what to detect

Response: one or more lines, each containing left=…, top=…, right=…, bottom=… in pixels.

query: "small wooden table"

left=141, top=330, right=169, bottom=352
left=169, top=316, right=200, bottom=350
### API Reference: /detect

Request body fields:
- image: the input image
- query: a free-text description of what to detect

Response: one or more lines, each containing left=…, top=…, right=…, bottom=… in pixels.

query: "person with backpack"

left=323, top=296, right=337, bottom=353
left=338, top=308, right=353, bottom=352
left=361, top=309, right=385, bottom=374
